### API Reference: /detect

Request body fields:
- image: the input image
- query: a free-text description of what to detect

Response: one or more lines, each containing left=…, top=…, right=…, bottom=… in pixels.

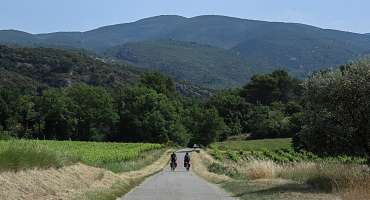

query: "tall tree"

left=39, top=89, right=74, bottom=140
left=297, top=59, right=370, bottom=159
left=208, top=90, right=251, bottom=136
left=114, top=85, right=189, bottom=145
left=16, top=95, right=38, bottom=137
left=241, top=70, right=301, bottom=104
left=139, top=72, right=176, bottom=97
left=185, top=105, right=226, bottom=146
left=0, top=88, right=20, bottom=131
left=66, top=84, right=118, bottom=140
left=0, top=96, right=8, bottom=130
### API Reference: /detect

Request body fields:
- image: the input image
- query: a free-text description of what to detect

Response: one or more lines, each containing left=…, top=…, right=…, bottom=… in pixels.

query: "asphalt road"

left=121, top=149, right=236, bottom=200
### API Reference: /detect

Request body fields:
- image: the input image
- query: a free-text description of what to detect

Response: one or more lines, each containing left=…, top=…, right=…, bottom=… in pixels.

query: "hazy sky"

left=1, top=0, right=369, bottom=34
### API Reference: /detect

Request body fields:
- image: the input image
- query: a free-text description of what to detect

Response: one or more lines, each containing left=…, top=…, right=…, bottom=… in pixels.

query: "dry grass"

left=0, top=163, right=123, bottom=200
left=221, top=159, right=370, bottom=199
left=277, top=162, right=318, bottom=183
left=201, top=148, right=370, bottom=200
left=0, top=149, right=172, bottom=200
left=238, top=160, right=278, bottom=180
left=340, top=177, right=370, bottom=200
left=200, top=150, right=339, bottom=200
left=277, top=162, right=370, bottom=195
left=192, top=150, right=231, bottom=183
left=228, top=159, right=370, bottom=195
left=207, top=159, right=279, bottom=180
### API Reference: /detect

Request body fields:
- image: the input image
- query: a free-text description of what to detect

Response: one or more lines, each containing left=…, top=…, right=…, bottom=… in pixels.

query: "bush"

left=210, top=148, right=224, bottom=161
left=207, top=162, right=241, bottom=178
left=208, top=162, right=228, bottom=174
left=227, top=150, right=240, bottom=162
left=297, top=59, right=370, bottom=157
left=248, top=105, right=297, bottom=139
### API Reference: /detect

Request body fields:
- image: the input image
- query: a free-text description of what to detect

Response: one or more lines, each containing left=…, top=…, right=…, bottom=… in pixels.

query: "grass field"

left=211, top=138, right=292, bottom=151
left=0, top=140, right=164, bottom=172
left=203, top=138, right=370, bottom=200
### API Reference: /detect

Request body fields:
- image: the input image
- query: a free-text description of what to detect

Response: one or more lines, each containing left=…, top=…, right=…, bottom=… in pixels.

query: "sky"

left=1, top=0, right=369, bottom=34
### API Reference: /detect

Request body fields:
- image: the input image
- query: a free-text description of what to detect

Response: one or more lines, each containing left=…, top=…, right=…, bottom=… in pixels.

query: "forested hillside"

left=0, top=45, right=210, bottom=97
left=106, top=40, right=252, bottom=88
left=0, top=45, right=139, bottom=90
left=2, top=15, right=370, bottom=88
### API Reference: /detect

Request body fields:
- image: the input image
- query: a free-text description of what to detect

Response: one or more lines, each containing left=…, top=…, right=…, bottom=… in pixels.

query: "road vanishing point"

left=121, top=149, right=236, bottom=200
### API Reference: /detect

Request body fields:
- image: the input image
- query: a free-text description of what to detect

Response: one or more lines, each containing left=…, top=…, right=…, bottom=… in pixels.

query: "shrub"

left=297, top=59, right=370, bottom=157
left=227, top=150, right=240, bottom=162
left=210, top=148, right=224, bottom=161
left=208, top=162, right=228, bottom=175
left=207, top=161, right=241, bottom=179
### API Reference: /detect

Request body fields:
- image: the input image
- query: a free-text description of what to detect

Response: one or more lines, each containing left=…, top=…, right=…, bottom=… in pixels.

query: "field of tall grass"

left=0, top=140, right=164, bottom=172
left=206, top=138, right=370, bottom=200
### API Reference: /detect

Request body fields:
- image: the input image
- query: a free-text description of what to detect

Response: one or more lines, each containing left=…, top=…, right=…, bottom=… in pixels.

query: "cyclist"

left=170, top=152, right=177, bottom=170
left=184, top=152, right=190, bottom=170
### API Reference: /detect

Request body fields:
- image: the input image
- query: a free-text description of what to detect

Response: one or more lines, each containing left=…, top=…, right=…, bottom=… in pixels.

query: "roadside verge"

left=0, top=149, right=172, bottom=200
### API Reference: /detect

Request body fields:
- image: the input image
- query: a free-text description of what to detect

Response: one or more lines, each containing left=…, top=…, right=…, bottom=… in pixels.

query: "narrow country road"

left=121, top=149, right=236, bottom=200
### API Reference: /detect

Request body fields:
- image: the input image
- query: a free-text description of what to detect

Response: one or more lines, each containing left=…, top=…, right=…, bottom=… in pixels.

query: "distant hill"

left=0, top=15, right=189, bottom=51
left=1, top=15, right=370, bottom=88
left=232, top=28, right=370, bottom=75
left=0, top=30, right=38, bottom=45
left=0, top=45, right=140, bottom=90
left=0, top=45, right=211, bottom=97
left=106, top=40, right=252, bottom=88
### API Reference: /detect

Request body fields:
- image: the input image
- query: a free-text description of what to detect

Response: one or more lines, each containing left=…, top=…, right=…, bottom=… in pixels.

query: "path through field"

left=121, top=149, right=236, bottom=200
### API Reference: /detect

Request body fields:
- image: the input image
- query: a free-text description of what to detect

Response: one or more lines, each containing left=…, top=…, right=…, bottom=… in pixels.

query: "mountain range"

left=1, top=15, right=370, bottom=88
left=0, top=45, right=211, bottom=97
left=0, top=45, right=139, bottom=90
left=105, top=40, right=253, bottom=88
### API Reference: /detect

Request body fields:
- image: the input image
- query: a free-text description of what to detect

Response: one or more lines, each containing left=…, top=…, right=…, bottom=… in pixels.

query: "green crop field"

left=211, top=138, right=292, bottom=152
left=0, top=140, right=164, bottom=172
left=209, top=138, right=365, bottom=164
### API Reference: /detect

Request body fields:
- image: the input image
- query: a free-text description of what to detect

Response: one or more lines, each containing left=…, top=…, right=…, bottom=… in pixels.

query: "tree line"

left=0, top=72, right=225, bottom=146
left=0, top=69, right=303, bottom=146
left=2, top=59, right=370, bottom=160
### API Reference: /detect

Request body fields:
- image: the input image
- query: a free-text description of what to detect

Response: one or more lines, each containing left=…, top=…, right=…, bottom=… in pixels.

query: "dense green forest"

left=1, top=44, right=370, bottom=161
left=0, top=71, right=223, bottom=146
